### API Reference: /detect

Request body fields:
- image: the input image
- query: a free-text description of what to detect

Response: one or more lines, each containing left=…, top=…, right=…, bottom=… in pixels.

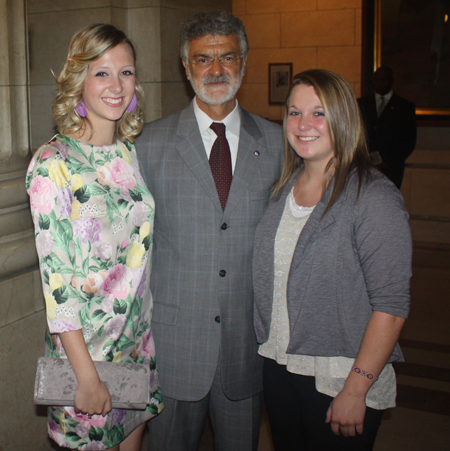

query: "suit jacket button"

left=219, top=270, right=226, bottom=277
left=215, top=316, right=221, bottom=323
left=221, top=223, right=228, bottom=230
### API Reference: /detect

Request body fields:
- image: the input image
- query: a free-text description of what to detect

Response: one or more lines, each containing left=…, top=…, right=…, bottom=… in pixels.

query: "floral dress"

left=26, top=134, right=163, bottom=450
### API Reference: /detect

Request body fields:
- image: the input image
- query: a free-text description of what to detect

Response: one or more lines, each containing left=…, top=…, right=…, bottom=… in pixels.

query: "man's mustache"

left=202, top=74, right=231, bottom=85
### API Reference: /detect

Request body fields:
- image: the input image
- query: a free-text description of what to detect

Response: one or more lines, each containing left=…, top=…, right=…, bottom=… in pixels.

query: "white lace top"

left=258, top=188, right=396, bottom=410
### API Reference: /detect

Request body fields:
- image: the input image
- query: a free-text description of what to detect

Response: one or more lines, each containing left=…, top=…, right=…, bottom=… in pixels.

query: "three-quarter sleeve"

left=27, top=143, right=84, bottom=333
left=353, top=177, right=412, bottom=318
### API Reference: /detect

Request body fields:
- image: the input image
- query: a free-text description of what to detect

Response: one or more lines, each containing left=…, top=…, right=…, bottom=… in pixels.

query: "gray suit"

left=136, top=102, right=282, bottom=448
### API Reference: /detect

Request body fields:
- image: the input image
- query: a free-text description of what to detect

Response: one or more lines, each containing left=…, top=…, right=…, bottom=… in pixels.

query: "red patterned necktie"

left=209, top=122, right=232, bottom=210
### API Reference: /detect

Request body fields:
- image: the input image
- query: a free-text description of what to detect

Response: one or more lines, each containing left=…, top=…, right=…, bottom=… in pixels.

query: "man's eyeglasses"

left=188, top=55, right=244, bottom=68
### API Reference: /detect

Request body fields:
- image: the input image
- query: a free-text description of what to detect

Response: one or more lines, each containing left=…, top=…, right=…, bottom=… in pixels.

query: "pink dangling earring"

left=127, top=94, right=137, bottom=112
left=75, top=102, right=87, bottom=117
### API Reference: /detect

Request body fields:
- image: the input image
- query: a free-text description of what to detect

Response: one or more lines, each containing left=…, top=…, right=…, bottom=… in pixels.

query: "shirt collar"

left=375, top=89, right=393, bottom=103
left=193, top=97, right=241, bottom=137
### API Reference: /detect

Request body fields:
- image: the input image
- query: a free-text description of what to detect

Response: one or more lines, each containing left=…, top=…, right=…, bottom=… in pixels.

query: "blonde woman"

left=26, top=24, right=162, bottom=450
left=253, top=69, right=412, bottom=450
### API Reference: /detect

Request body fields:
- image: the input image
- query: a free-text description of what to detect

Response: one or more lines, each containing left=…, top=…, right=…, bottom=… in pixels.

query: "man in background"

left=137, top=10, right=283, bottom=451
left=358, top=66, right=417, bottom=189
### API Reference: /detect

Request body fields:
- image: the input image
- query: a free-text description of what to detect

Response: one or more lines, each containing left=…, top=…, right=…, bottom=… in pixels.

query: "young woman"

left=26, top=24, right=163, bottom=450
left=253, top=69, right=412, bottom=450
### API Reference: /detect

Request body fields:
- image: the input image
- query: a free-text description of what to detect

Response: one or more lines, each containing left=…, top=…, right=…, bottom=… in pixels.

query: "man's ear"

left=182, top=60, right=190, bottom=80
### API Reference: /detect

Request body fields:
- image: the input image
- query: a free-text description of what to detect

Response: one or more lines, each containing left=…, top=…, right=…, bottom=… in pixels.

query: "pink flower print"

left=48, top=418, right=67, bottom=447
left=29, top=176, right=55, bottom=215
left=65, top=408, right=107, bottom=428
left=150, top=369, right=159, bottom=393
left=120, top=187, right=133, bottom=202
left=136, top=269, right=147, bottom=298
left=36, top=230, right=55, bottom=257
left=121, top=239, right=128, bottom=249
left=41, top=150, right=51, bottom=160
left=95, top=243, right=112, bottom=260
left=50, top=319, right=77, bottom=333
left=82, top=270, right=107, bottom=294
left=110, top=409, right=126, bottom=424
left=75, top=423, right=89, bottom=439
left=110, top=157, right=136, bottom=189
left=101, top=297, right=114, bottom=314
left=142, top=328, right=156, bottom=358
left=81, top=442, right=107, bottom=450
left=130, top=201, right=150, bottom=227
left=57, top=188, right=73, bottom=219
left=98, top=264, right=132, bottom=300
left=106, top=314, right=127, bottom=340
left=97, top=163, right=111, bottom=186
left=72, top=217, right=102, bottom=245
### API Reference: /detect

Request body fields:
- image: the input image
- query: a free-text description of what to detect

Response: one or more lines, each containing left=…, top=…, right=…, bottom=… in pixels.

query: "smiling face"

left=183, top=34, right=245, bottom=114
left=82, top=43, right=135, bottom=133
left=286, top=83, right=334, bottom=169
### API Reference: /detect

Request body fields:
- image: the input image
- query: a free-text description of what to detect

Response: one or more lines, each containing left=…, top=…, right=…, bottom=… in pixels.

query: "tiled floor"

left=144, top=241, right=450, bottom=450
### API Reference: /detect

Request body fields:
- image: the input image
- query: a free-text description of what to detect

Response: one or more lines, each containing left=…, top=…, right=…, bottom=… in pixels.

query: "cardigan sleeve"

left=353, top=175, right=412, bottom=318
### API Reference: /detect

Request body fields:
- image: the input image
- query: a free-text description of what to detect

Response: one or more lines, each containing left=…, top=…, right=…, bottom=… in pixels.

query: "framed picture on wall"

left=269, top=63, right=292, bottom=105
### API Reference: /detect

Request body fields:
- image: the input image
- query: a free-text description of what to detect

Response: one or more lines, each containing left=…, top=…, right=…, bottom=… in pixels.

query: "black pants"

left=263, top=358, right=385, bottom=451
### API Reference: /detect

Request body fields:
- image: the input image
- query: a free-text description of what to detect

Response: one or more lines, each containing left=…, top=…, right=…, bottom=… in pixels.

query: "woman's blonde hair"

left=52, top=23, right=144, bottom=142
left=272, top=69, right=371, bottom=214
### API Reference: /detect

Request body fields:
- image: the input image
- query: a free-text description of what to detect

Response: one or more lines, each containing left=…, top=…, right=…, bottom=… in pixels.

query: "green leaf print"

left=113, top=299, right=127, bottom=315
left=108, top=424, right=125, bottom=445
left=143, top=235, right=152, bottom=251
left=89, top=184, right=108, bottom=197
left=106, top=195, right=121, bottom=223
left=74, top=185, right=90, bottom=204
left=89, top=426, right=104, bottom=442
left=53, top=286, right=69, bottom=304
left=36, top=166, right=49, bottom=178
left=66, top=432, right=81, bottom=442
left=39, top=214, right=50, bottom=230
left=129, top=189, right=143, bottom=202
left=116, top=335, right=134, bottom=352
left=92, top=309, right=108, bottom=321
left=43, top=270, right=49, bottom=285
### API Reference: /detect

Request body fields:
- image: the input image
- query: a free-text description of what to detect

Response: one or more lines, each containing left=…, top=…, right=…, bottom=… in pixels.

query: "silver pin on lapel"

left=253, top=150, right=260, bottom=157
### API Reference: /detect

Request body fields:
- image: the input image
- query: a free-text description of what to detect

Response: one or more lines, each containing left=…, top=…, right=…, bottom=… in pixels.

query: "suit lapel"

left=224, top=108, right=264, bottom=216
left=174, top=104, right=223, bottom=213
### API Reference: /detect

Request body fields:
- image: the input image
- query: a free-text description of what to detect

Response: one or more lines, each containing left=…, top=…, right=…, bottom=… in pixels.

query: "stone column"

left=0, top=1, right=48, bottom=449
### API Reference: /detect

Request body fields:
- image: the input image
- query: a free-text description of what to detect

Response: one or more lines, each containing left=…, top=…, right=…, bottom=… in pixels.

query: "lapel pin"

left=253, top=150, right=260, bottom=157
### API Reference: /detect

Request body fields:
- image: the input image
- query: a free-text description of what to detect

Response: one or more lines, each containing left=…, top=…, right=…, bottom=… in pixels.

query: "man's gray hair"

left=180, top=10, right=249, bottom=61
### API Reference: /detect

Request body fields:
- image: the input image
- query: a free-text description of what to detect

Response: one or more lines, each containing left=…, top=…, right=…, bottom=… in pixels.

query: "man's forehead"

left=188, top=34, right=240, bottom=53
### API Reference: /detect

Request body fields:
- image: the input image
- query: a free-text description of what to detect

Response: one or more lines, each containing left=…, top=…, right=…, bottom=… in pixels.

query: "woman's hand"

left=325, top=389, right=366, bottom=436
left=75, top=376, right=112, bottom=416
left=58, top=329, right=113, bottom=416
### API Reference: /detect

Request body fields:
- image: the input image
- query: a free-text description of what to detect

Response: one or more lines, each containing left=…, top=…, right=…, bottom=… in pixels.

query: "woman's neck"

left=68, top=123, right=116, bottom=146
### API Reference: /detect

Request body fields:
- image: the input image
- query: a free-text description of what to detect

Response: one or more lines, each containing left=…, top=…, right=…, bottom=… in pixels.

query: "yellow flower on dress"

left=49, top=160, right=70, bottom=187
left=118, top=142, right=132, bottom=163
left=71, top=199, right=81, bottom=221
left=126, top=242, right=146, bottom=268
left=49, top=273, right=64, bottom=290
left=71, top=174, right=83, bottom=191
left=113, top=351, right=122, bottom=362
left=45, top=292, right=57, bottom=319
left=58, top=411, right=66, bottom=435
left=139, top=221, right=150, bottom=238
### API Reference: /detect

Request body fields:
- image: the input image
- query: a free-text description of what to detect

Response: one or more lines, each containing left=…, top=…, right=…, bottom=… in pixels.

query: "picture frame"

left=269, top=63, right=293, bottom=105
left=362, top=0, right=450, bottom=123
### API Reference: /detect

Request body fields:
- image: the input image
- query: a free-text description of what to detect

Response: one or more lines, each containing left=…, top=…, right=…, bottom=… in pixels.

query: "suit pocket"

left=152, top=301, right=179, bottom=325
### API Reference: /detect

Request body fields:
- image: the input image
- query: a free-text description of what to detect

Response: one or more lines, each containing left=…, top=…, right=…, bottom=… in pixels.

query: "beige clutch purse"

left=34, top=357, right=150, bottom=410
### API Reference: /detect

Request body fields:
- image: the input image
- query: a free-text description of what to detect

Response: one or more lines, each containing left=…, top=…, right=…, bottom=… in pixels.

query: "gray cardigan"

left=253, top=169, right=412, bottom=363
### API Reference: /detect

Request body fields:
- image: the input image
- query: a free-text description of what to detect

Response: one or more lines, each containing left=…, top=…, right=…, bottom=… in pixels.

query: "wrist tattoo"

left=351, top=365, right=379, bottom=381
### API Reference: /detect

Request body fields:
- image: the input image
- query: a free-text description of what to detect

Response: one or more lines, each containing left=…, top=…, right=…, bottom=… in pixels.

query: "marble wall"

left=233, top=0, right=362, bottom=120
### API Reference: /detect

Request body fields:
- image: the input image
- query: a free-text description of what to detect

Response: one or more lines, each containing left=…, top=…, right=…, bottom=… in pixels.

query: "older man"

left=136, top=10, right=283, bottom=451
